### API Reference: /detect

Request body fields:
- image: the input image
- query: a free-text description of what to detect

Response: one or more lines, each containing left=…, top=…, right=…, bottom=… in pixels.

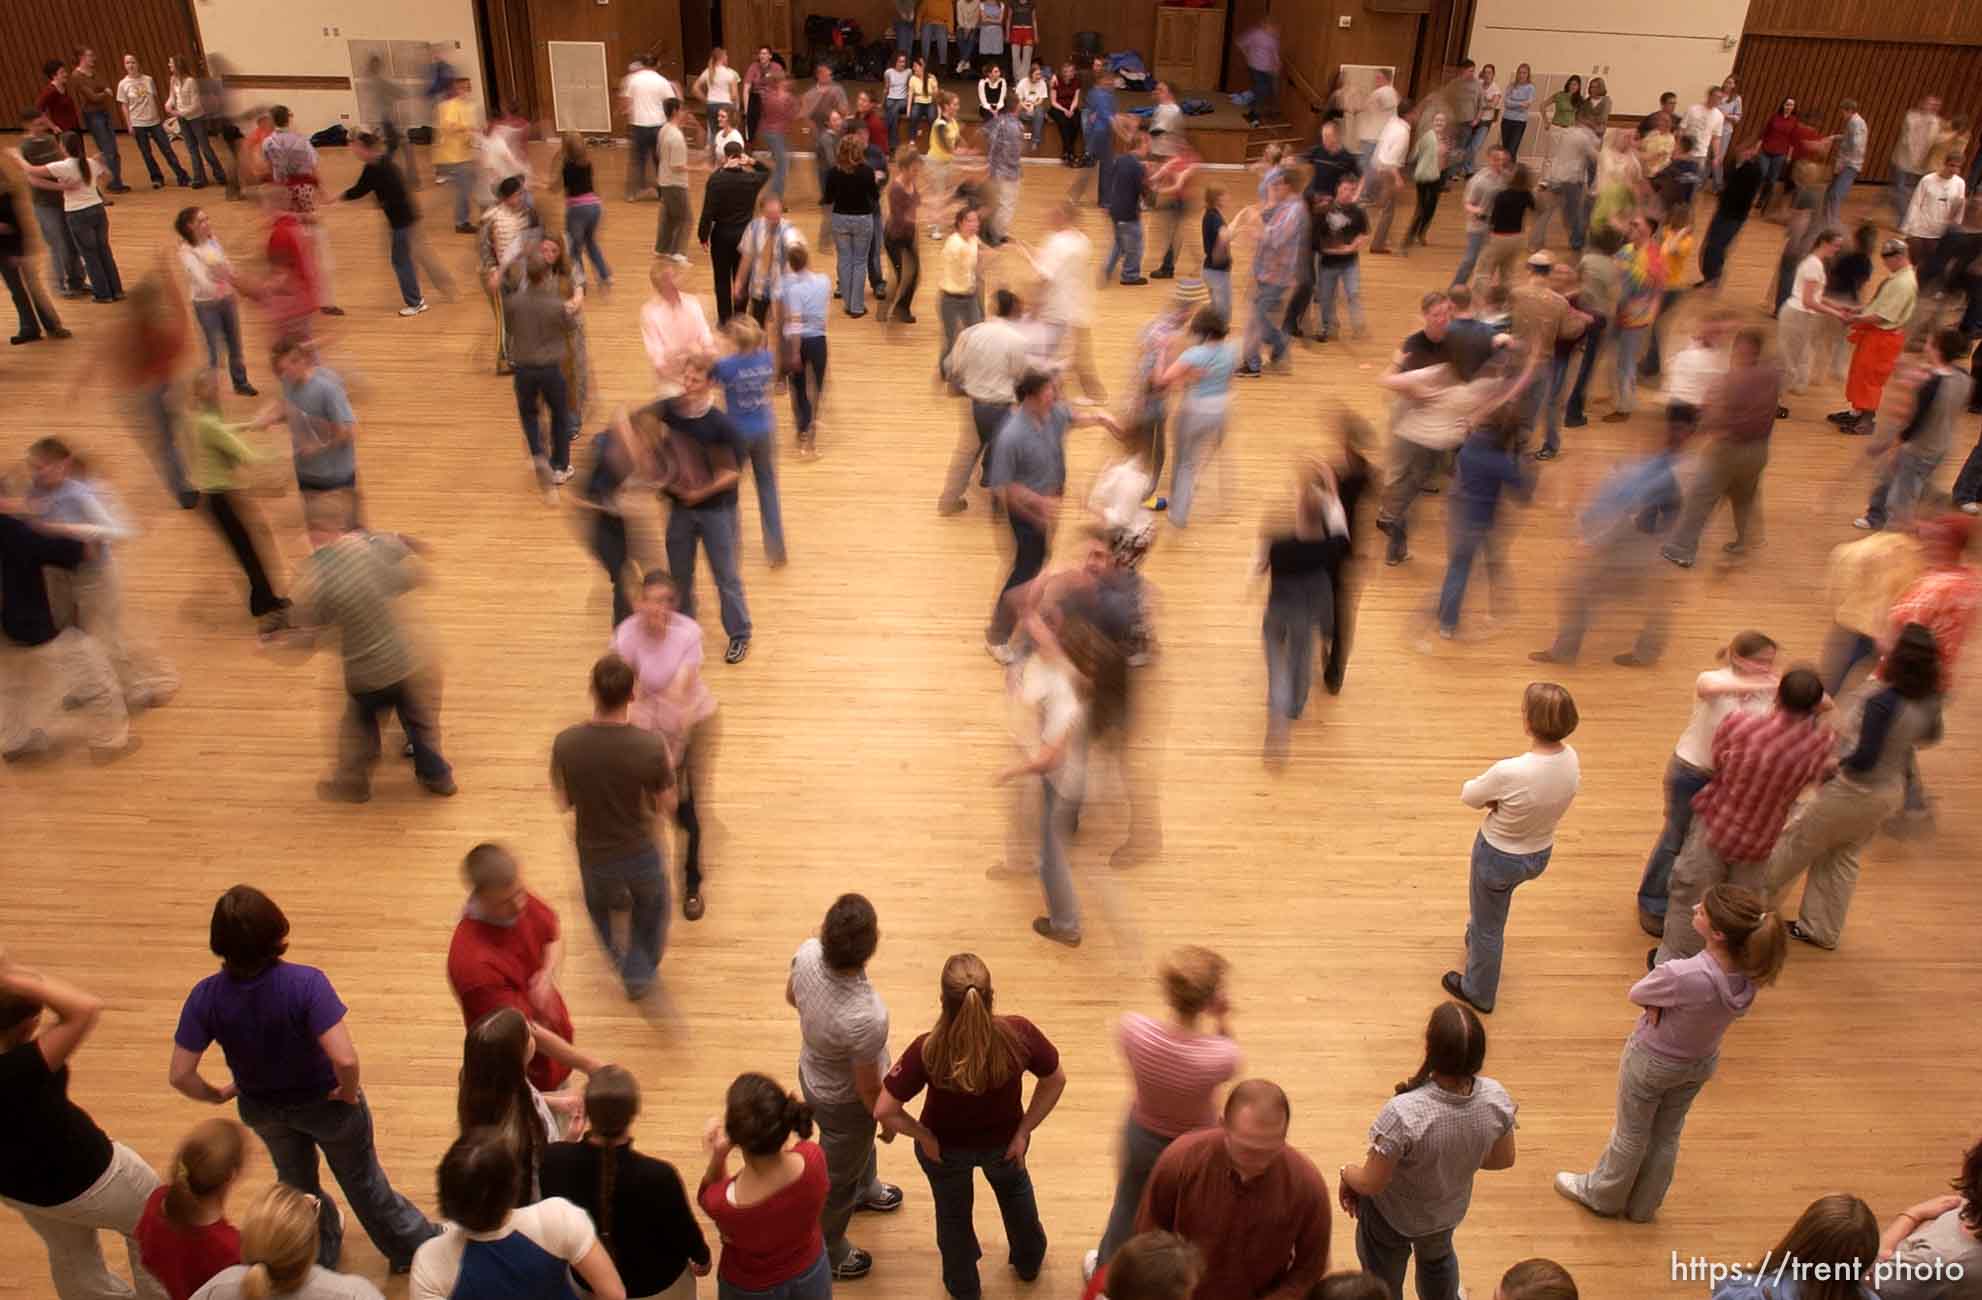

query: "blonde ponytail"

left=924, top=954, right=1022, bottom=1094
left=237, top=1184, right=320, bottom=1299
left=163, top=1119, right=248, bottom=1227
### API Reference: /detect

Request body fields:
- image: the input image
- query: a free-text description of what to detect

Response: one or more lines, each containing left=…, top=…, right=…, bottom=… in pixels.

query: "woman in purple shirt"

left=1552, top=883, right=1785, bottom=1223
left=166, top=886, right=435, bottom=1271
left=612, top=570, right=720, bottom=921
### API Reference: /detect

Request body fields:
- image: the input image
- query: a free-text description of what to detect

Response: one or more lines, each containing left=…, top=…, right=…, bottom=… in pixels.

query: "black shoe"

left=235, top=383, right=259, bottom=397
left=320, top=305, right=346, bottom=316
left=190, top=181, right=208, bottom=190
left=177, top=491, right=201, bottom=510
left=1785, top=920, right=1827, bottom=949
left=1564, top=416, right=1588, bottom=428
left=1534, top=445, right=1558, bottom=460
left=725, top=636, right=750, bottom=664
left=683, top=892, right=705, bottom=921
left=894, top=311, right=916, bottom=323
left=1441, top=970, right=1492, bottom=1014
left=1032, top=916, right=1081, bottom=947
left=48, top=327, right=72, bottom=339
left=421, top=775, right=459, bottom=797
left=1150, top=266, right=1175, bottom=279
left=108, top=183, right=132, bottom=193
left=1119, top=276, right=1149, bottom=286
left=456, top=222, right=476, bottom=234
left=9, top=333, right=41, bottom=345
left=1826, top=409, right=1859, bottom=426
left=316, top=779, right=372, bottom=804
left=832, top=1248, right=874, bottom=1281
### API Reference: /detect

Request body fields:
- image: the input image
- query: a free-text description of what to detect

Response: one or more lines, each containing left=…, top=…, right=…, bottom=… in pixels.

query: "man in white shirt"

left=1364, top=97, right=1414, bottom=254
left=1678, top=86, right=1724, bottom=174
left=941, top=288, right=1033, bottom=513
left=1025, top=204, right=1103, bottom=399
left=1532, top=118, right=1597, bottom=254
left=116, top=53, right=189, bottom=188
left=1901, top=152, right=1966, bottom=273
left=1358, top=69, right=1399, bottom=165
left=1890, top=94, right=1944, bottom=229
left=620, top=58, right=676, bottom=199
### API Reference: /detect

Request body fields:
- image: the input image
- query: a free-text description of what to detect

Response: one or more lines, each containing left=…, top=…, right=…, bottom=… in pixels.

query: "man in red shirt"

left=1654, top=668, right=1834, bottom=968
left=445, top=842, right=601, bottom=1092
left=36, top=61, right=82, bottom=134
left=1883, top=514, right=1978, bottom=820
left=1134, top=1079, right=1331, bottom=1300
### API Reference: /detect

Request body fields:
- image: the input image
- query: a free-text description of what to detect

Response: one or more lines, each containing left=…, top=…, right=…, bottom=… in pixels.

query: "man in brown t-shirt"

left=550, top=653, right=675, bottom=998
left=1510, top=251, right=1587, bottom=445
left=1662, top=326, right=1781, bottom=567
left=1135, top=1079, right=1332, bottom=1300
left=68, top=48, right=127, bottom=192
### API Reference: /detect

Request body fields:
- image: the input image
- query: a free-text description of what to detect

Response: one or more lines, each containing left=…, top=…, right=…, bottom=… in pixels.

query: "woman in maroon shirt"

left=135, top=1119, right=246, bottom=1300
left=1756, top=96, right=1802, bottom=216
left=698, top=1073, right=830, bottom=1300
left=875, top=953, right=1066, bottom=1300
left=1048, top=61, right=1083, bottom=165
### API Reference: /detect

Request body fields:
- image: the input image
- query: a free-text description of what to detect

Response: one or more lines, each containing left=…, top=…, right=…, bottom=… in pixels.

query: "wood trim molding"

left=1739, top=26, right=1982, bottom=45
left=223, top=75, right=353, bottom=90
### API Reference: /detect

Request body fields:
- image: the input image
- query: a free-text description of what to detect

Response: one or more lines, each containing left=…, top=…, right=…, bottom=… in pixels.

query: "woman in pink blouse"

left=1085, top=946, right=1242, bottom=1281
left=611, top=570, right=719, bottom=920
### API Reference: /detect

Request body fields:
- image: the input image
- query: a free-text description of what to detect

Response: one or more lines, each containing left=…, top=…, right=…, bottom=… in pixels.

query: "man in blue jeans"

left=1102, top=128, right=1149, bottom=285
left=552, top=653, right=676, bottom=998
left=657, top=360, right=754, bottom=664
left=500, top=253, right=575, bottom=495
left=169, top=885, right=438, bottom=1271
left=1238, top=168, right=1308, bottom=376
left=69, top=49, right=128, bottom=192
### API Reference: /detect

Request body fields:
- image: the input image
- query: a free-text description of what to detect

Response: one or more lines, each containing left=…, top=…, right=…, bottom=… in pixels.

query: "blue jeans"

left=915, top=1145, right=1048, bottom=1299
left=32, top=203, right=86, bottom=294
left=194, top=297, right=250, bottom=389
left=1697, top=210, right=1745, bottom=284
left=920, top=24, right=951, bottom=67
left=1204, top=266, right=1232, bottom=320
left=1612, top=325, right=1649, bottom=413
left=1564, top=316, right=1606, bottom=424
left=789, top=333, right=828, bottom=435
left=1245, top=282, right=1290, bottom=370
left=894, top=20, right=915, bottom=51
left=441, top=159, right=475, bottom=225
left=137, top=382, right=192, bottom=504
left=1461, top=831, right=1552, bottom=1010
left=182, top=114, right=226, bottom=185
left=885, top=98, right=907, bottom=147
left=1454, top=228, right=1488, bottom=285
left=338, top=677, right=450, bottom=789
left=1168, top=404, right=1223, bottom=526
left=1639, top=755, right=1710, bottom=921
left=564, top=202, right=611, bottom=285
left=387, top=225, right=422, bottom=307
left=580, top=846, right=669, bottom=996
left=82, top=110, right=124, bottom=188
left=1356, top=1198, right=1460, bottom=1300
left=234, top=1093, right=435, bottom=1270
left=831, top=211, right=873, bottom=312
left=67, top=205, right=122, bottom=302
left=1822, top=166, right=1858, bottom=232
left=1539, top=352, right=1571, bottom=452
left=718, top=1251, right=832, bottom=1300
left=1463, top=120, right=1490, bottom=174
left=1317, top=260, right=1364, bottom=336
left=1951, top=437, right=1982, bottom=507
left=512, top=362, right=573, bottom=470
left=1864, top=450, right=1940, bottom=529
left=909, top=103, right=935, bottom=144
left=956, top=28, right=979, bottom=68
left=1086, top=127, right=1112, bottom=208
left=1822, top=625, right=1878, bottom=697
left=1038, top=779, right=1080, bottom=935
left=1095, top=1118, right=1173, bottom=1264
left=1104, top=218, right=1143, bottom=281
left=764, top=130, right=789, bottom=198
left=1249, top=68, right=1277, bottom=118
left=1436, top=515, right=1505, bottom=632
left=1890, top=168, right=1920, bottom=228
left=738, top=430, right=787, bottom=564
left=132, top=123, right=188, bottom=185
left=666, top=500, right=751, bottom=641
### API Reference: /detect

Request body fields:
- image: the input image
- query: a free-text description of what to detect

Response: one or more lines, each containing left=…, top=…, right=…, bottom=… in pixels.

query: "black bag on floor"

left=309, top=123, right=348, bottom=148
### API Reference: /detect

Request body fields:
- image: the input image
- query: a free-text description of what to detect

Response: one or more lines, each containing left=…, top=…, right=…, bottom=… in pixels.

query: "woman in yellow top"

left=433, top=77, right=481, bottom=230
left=908, top=56, right=941, bottom=148
left=924, top=93, right=962, bottom=239
left=1640, top=204, right=1698, bottom=380
left=936, top=205, right=983, bottom=370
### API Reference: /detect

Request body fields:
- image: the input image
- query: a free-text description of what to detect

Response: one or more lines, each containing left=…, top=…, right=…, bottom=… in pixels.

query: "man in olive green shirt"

left=1831, top=239, right=1918, bottom=435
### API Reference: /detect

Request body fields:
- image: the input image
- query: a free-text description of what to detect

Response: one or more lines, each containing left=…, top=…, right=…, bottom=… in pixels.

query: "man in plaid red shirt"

left=1655, top=668, right=1835, bottom=967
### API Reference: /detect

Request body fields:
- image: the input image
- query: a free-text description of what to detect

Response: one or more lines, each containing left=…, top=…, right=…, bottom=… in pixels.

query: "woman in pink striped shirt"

left=1084, top=947, right=1242, bottom=1281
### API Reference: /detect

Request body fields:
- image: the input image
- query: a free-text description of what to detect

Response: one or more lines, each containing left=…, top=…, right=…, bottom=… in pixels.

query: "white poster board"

left=548, top=41, right=612, bottom=136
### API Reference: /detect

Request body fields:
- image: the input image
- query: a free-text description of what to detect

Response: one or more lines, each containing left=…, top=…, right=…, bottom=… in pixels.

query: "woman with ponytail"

left=136, top=1119, right=247, bottom=1300
left=1634, top=630, right=1779, bottom=937
left=542, top=1067, right=710, bottom=1299
left=456, top=1008, right=573, bottom=1206
left=697, top=1072, right=831, bottom=1300
left=1337, top=1002, right=1516, bottom=1300
left=1556, top=883, right=1786, bottom=1222
left=189, top=1185, right=383, bottom=1300
left=875, top=953, right=1062, bottom=1299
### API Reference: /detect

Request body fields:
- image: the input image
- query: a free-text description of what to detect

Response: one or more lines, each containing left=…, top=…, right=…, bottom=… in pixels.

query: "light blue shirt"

left=778, top=271, right=831, bottom=337
left=1501, top=81, right=1536, bottom=123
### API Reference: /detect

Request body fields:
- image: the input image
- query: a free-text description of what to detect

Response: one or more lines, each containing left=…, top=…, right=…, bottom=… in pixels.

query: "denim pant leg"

left=34, top=205, right=85, bottom=293
left=989, top=515, right=1048, bottom=644
left=1565, top=318, right=1605, bottom=422
left=1613, top=326, right=1647, bottom=412
left=1952, top=439, right=1982, bottom=506
left=1038, top=779, right=1080, bottom=934
left=1454, top=228, right=1487, bottom=285
left=1262, top=581, right=1316, bottom=722
left=386, top=679, right=451, bottom=785
left=1436, top=518, right=1485, bottom=631
left=307, top=1097, right=437, bottom=1267
left=237, top=1095, right=342, bottom=1265
left=1353, top=1199, right=1415, bottom=1298
left=1639, top=756, right=1710, bottom=919
left=1119, top=220, right=1143, bottom=279
left=691, top=504, right=750, bottom=640
left=742, top=434, right=786, bottom=562
left=1167, top=408, right=1219, bottom=525
left=1462, top=832, right=1549, bottom=1009
left=1096, top=1118, right=1171, bottom=1263
left=215, top=298, right=250, bottom=388
left=982, top=1153, right=1048, bottom=1280
left=591, top=511, right=633, bottom=629
left=389, top=225, right=422, bottom=306
left=1579, top=1040, right=1715, bottom=1222
left=84, top=111, right=124, bottom=187
left=1204, top=267, right=1231, bottom=320
left=1248, top=283, right=1288, bottom=368
left=514, top=365, right=549, bottom=461
left=138, top=383, right=193, bottom=503
left=1541, top=354, right=1569, bottom=450
left=182, top=116, right=210, bottom=184
left=917, top=1147, right=983, bottom=1298
left=447, top=161, right=474, bottom=224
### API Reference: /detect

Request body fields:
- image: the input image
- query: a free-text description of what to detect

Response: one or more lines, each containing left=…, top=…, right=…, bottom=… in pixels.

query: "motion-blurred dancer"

left=261, top=106, right=339, bottom=315
left=940, top=288, right=1031, bottom=515
left=477, top=177, right=543, bottom=373
left=172, top=206, right=255, bottom=395
left=253, top=338, right=362, bottom=519
left=185, top=370, right=290, bottom=632
left=1855, top=329, right=1972, bottom=531
left=1660, top=327, right=1781, bottom=568
left=654, top=359, right=753, bottom=664
left=1830, top=239, right=1916, bottom=435
left=1259, top=463, right=1342, bottom=753
left=292, top=492, right=455, bottom=802
left=1433, top=377, right=1537, bottom=642
left=499, top=252, right=577, bottom=499
left=0, top=491, right=131, bottom=762
left=713, top=316, right=786, bottom=566
left=1530, top=439, right=1683, bottom=666
left=338, top=131, right=452, bottom=316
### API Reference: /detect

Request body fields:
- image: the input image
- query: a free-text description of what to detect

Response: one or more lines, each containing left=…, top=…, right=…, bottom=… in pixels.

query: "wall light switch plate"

left=1338, top=14, right=1352, bottom=27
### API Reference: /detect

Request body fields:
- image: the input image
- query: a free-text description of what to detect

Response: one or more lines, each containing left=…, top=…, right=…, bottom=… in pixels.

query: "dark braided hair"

left=1396, top=1001, right=1486, bottom=1094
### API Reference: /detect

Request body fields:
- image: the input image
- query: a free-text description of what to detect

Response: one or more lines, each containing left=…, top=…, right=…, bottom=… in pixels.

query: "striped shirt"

left=304, top=533, right=419, bottom=693
left=1889, top=565, right=1982, bottom=686
left=1119, top=1013, right=1241, bottom=1138
left=1692, top=709, right=1834, bottom=864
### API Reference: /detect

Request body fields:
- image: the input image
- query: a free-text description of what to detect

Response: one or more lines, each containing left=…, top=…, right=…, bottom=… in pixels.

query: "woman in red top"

left=875, top=953, right=1066, bottom=1300
left=1756, top=96, right=1801, bottom=216
left=1049, top=61, right=1083, bottom=165
left=698, top=1073, right=831, bottom=1300
left=136, top=1119, right=247, bottom=1300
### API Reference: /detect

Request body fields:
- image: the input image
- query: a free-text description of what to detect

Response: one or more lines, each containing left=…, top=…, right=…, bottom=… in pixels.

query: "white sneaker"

left=399, top=301, right=429, bottom=317
left=1082, top=1249, right=1099, bottom=1283
left=986, top=640, right=1016, bottom=665
left=552, top=467, right=574, bottom=485
left=1852, top=515, right=1875, bottom=530
left=1962, top=502, right=1979, bottom=515
left=670, top=253, right=690, bottom=264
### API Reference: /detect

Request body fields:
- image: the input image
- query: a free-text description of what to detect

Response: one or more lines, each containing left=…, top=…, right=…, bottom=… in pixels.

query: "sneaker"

left=1083, top=1250, right=1100, bottom=1283
left=1659, top=546, right=1694, bottom=568
left=986, top=640, right=1016, bottom=665
left=1554, top=1172, right=1609, bottom=1215
left=9, top=333, right=42, bottom=345
left=455, top=222, right=476, bottom=234
left=1119, top=276, right=1149, bottom=286
left=552, top=467, right=574, bottom=485
left=1533, top=445, right=1558, bottom=460
left=1150, top=266, right=1175, bottom=279
left=1826, top=409, right=1859, bottom=425
left=1962, top=502, right=1979, bottom=514
left=724, top=636, right=750, bottom=664
left=857, top=1183, right=904, bottom=1213
left=1142, top=494, right=1167, bottom=511
left=1853, top=516, right=1876, bottom=530
left=421, top=775, right=460, bottom=797
left=1235, top=366, right=1263, bottom=379
left=399, top=301, right=430, bottom=317
left=684, top=892, right=706, bottom=921
left=832, top=1249, right=874, bottom=1281
left=320, top=305, right=346, bottom=316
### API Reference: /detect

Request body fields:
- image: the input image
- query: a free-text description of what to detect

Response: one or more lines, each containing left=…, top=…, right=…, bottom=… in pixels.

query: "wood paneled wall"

left=1742, top=0, right=1982, bottom=43
left=788, top=0, right=1160, bottom=71
left=1729, top=35, right=1982, bottom=185
left=475, top=0, right=685, bottom=129
left=1, top=0, right=204, bottom=131
left=1283, top=0, right=1428, bottom=101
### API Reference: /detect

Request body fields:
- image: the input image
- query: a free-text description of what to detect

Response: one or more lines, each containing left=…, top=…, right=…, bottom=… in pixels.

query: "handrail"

left=1284, top=61, right=1325, bottom=112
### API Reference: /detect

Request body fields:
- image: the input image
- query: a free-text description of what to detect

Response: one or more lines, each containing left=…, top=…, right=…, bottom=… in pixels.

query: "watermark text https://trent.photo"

left=1673, top=1250, right=1968, bottom=1289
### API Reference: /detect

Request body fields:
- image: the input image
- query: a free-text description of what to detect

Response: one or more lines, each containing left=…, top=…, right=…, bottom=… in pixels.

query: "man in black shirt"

left=698, top=141, right=771, bottom=324
left=1697, top=142, right=1765, bottom=287
left=1316, top=174, right=1370, bottom=341
left=1103, top=129, right=1151, bottom=285
left=1304, top=119, right=1360, bottom=202
left=656, top=359, right=753, bottom=663
left=1, top=510, right=130, bottom=761
left=339, top=131, right=452, bottom=315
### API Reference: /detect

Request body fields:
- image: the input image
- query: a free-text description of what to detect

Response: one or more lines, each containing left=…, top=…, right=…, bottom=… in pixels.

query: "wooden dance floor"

left=3, top=148, right=1977, bottom=1299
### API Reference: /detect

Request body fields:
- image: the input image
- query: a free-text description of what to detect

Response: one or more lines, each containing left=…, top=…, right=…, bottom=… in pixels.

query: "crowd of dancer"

left=5, top=24, right=1982, bottom=1300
